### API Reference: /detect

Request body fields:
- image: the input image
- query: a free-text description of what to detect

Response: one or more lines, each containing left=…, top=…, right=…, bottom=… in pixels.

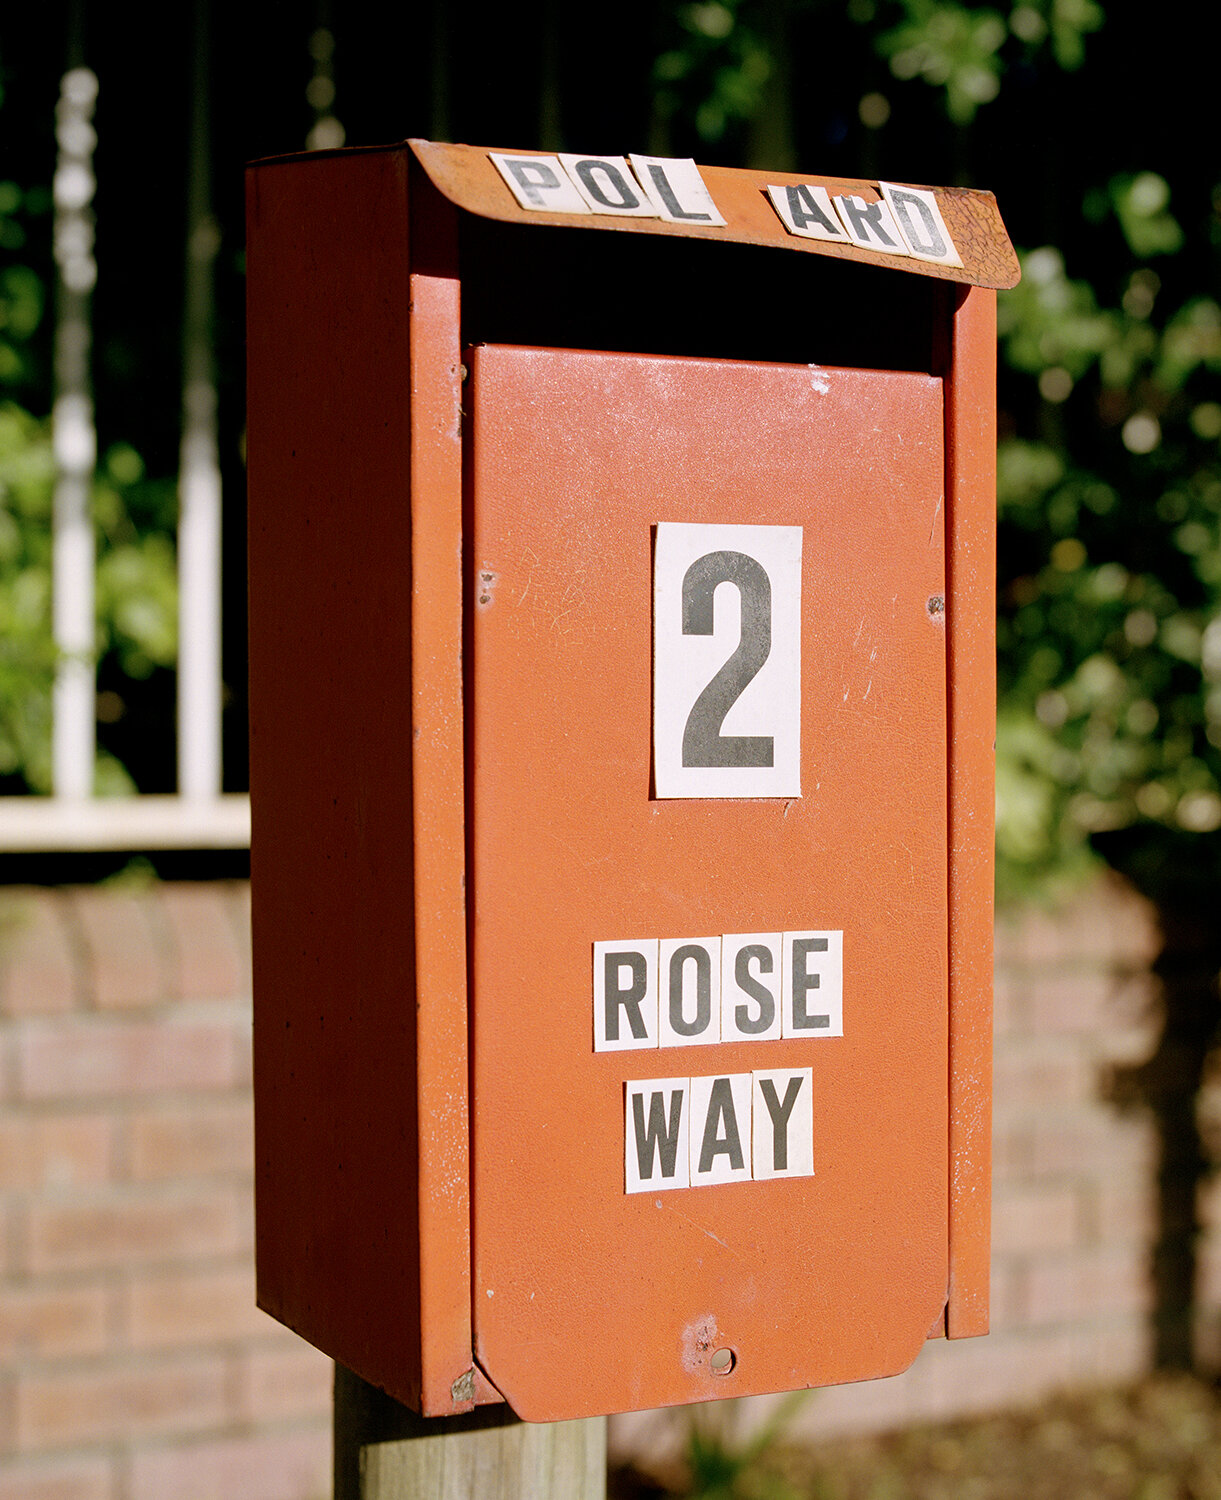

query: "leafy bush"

left=0, top=176, right=177, bottom=795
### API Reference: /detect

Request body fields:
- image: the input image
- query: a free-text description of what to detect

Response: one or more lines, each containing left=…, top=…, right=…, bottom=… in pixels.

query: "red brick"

left=130, top=1430, right=329, bottom=1500
left=992, top=1041, right=1094, bottom=1110
left=1106, top=969, right=1158, bottom=1026
left=0, top=1286, right=110, bottom=1361
left=0, top=1115, right=114, bottom=1191
left=786, top=1360, right=923, bottom=1440
left=1197, top=1175, right=1221, bottom=1232
left=990, top=1119, right=1035, bottom=1179
left=1009, top=873, right=1159, bottom=969
left=1094, top=873, right=1161, bottom=968
left=1098, top=991, right=1161, bottom=1068
left=1009, top=903, right=1078, bottom=968
left=1066, top=1318, right=1151, bottom=1383
left=1058, top=881, right=1145, bottom=964
left=1199, top=1072, right=1221, bottom=1161
left=0, top=1456, right=113, bottom=1500
left=1197, top=1315, right=1221, bottom=1374
left=1, top=866, right=1177, bottom=1469
left=233, top=1011, right=252, bottom=1089
left=992, top=1182, right=1082, bottom=1255
left=1022, top=1247, right=1150, bottom=1325
left=157, top=886, right=245, bottom=1003
left=127, top=1100, right=252, bottom=1181
left=66, top=888, right=165, bottom=1011
left=231, top=883, right=251, bottom=969
left=986, top=1259, right=1026, bottom=1333
left=1197, top=1239, right=1221, bottom=1307
left=1193, top=1214, right=1221, bottom=1316
left=235, top=1346, right=332, bottom=1422
left=14, top=1357, right=227, bottom=1451
left=990, top=969, right=1025, bottom=1039
left=0, top=892, right=78, bottom=1017
left=125, top=1267, right=280, bottom=1349
left=1086, top=1176, right=1157, bottom=1246
left=18, top=1018, right=240, bottom=1101
left=1025, top=971, right=1115, bottom=1037
left=22, top=1186, right=244, bottom=1274
left=991, top=909, right=1028, bottom=967
left=919, top=1325, right=1085, bottom=1418
left=1020, top=1110, right=1155, bottom=1177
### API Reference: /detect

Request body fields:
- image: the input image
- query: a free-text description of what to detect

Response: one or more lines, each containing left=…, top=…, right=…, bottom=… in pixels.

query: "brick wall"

left=0, top=874, right=1179, bottom=1494
left=0, top=884, right=329, bottom=1500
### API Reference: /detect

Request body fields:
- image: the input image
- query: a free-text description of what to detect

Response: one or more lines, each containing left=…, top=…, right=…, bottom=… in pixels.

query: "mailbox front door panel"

left=467, top=345, right=948, bottom=1421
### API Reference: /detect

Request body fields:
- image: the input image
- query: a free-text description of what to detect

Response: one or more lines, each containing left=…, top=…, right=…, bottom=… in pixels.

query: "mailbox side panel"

left=246, top=148, right=473, bottom=1413
left=944, top=286, right=997, bottom=1338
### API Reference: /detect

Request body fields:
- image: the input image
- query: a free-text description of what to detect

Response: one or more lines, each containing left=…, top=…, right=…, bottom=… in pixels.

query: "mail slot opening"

left=460, top=214, right=942, bottom=373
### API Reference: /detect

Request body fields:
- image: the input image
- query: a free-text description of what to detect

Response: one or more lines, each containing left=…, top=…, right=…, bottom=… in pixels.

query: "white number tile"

left=489, top=152, right=591, bottom=215
left=593, top=940, right=659, bottom=1052
left=557, top=154, right=657, bottom=218
left=721, top=932, right=783, bottom=1043
left=689, top=1073, right=753, bottom=1185
left=752, top=1068, right=814, bottom=1179
left=658, top=937, right=722, bottom=1048
left=781, top=931, right=843, bottom=1039
left=625, top=1078, right=690, bottom=1193
left=625, top=1068, right=814, bottom=1191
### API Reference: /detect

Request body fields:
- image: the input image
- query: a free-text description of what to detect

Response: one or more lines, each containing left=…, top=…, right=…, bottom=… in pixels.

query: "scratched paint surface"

left=467, top=346, right=948, bottom=1422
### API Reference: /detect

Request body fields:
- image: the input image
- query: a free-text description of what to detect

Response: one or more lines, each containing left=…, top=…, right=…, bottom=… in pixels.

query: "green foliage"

left=1104, top=172, right=1185, bottom=260
left=994, top=205, right=1221, bottom=900
left=0, top=230, right=44, bottom=387
left=0, top=405, right=179, bottom=792
left=877, top=0, right=1101, bottom=125
left=841, top=2, right=1221, bottom=904
left=648, top=2, right=1221, bottom=913
left=0, top=401, right=55, bottom=788
left=94, top=447, right=179, bottom=683
left=878, top=0, right=1008, bottom=124
left=683, top=1391, right=812, bottom=1499
left=653, top=1, right=776, bottom=144
left=0, top=174, right=177, bottom=794
left=997, top=248, right=1127, bottom=383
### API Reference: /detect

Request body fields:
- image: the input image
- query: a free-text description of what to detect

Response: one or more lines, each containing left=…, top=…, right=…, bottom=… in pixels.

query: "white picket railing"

left=0, top=64, right=249, bottom=854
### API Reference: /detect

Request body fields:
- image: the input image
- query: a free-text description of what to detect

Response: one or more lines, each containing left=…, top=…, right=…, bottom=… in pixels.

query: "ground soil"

left=610, top=1374, right=1221, bottom=1499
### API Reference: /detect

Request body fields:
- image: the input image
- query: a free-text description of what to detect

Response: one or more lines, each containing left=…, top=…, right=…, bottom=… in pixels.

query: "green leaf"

left=879, top=0, right=1006, bottom=123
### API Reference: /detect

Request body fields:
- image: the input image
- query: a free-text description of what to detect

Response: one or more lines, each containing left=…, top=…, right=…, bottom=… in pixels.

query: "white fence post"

left=50, top=65, right=99, bottom=801
left=177, top=0, right=223, bottom=803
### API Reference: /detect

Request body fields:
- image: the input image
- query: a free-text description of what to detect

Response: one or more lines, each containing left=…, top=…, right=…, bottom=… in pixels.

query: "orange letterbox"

left=246, top=141, right=1017, bottom=1422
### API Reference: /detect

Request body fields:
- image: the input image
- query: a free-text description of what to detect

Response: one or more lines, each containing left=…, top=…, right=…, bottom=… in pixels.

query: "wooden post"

left=334, top=1366, right=607, bottom=1500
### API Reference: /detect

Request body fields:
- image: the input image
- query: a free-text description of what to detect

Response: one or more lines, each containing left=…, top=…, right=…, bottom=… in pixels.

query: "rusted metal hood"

left=408, top=138, right=1020, bottom=290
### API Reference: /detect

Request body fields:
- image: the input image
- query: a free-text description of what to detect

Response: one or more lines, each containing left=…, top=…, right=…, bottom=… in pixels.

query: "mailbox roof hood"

left=407, top=138, right=1020, bottom=290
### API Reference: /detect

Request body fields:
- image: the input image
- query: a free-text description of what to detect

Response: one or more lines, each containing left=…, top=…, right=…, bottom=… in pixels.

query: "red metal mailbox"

left=246, top=141, right=1017, bottom=1422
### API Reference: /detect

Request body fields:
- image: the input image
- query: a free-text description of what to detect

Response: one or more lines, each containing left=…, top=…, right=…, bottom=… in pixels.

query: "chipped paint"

left=808, top=362, right=830, bottom=394
left=929, top=491, right=944, bottom=547
left=477, top=566, right=499, bottom=608
left=681, top=1313, right=719, bottom=1374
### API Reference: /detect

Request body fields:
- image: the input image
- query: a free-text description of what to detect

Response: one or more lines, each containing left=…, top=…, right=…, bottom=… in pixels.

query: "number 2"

left=681, top=551, right=774, bottom=768
left=653, top=521, right=801, bottom=799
